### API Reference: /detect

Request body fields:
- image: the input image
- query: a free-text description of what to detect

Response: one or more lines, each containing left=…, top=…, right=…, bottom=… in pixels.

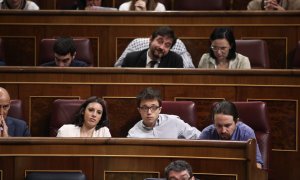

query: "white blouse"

left=56, top=124, right=111, bottom=137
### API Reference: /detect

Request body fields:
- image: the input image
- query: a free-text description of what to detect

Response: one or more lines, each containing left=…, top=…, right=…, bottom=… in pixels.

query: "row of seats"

left=0, top=38, right=279, bottom=68
left=9, top=99, right=271, bottom=170
left=39, top=0, right=235, bottom=10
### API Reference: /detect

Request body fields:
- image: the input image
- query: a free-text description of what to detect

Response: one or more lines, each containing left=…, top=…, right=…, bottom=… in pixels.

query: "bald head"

left=0, top=87, right=11, bottom=119
left=0, top=87, right=10, bottom=101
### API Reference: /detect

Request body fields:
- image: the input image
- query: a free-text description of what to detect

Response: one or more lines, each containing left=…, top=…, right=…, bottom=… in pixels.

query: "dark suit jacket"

left=121, top=49, right=183, bottom=68
left=41, top=59, right=88, bottom=67
left=6, top=116, right=31, bottom=137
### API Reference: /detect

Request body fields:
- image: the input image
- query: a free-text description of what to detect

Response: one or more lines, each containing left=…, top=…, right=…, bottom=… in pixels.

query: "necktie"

left=149, top=61, right=157, bottom=68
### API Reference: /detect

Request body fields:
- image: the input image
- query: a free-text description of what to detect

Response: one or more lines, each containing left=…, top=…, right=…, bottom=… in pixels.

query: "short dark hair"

left=164, top=160, right=193, bottom=179
left=136, top=87, right=162, bottom=107
left=209, top=27, right=236, bottom=60
left=151, top=26, right=177, bottom=48
left=212, top=100, right=239, bottom=123
left=73, top=96, right=109, bottom=130
left=53, top=37, right=76, bottom=56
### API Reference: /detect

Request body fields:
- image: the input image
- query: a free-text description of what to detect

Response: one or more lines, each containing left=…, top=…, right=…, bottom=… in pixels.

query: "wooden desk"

left=0, top=138, right=265, bottom=180
left=0, top=67, right=299, bottom=179
left=0, top=10, right=299, bottom=68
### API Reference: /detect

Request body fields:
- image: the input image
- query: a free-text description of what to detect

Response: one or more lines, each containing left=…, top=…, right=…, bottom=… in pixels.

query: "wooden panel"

left=2, top=37, right=35, bottom=66
left=0, top=11, right=299, bottom=68
left=30, top=96, right=80, bottom=136
left=0, top=138, right=265, bottom=180
left=0, top=68, right=300, bottom=179
left=0, top=157, right=14, bottom=180
left=104, top=97, right=138, bottom=137
left=251, top=99, right=297, bottom=151
left=16, top=157, right=94, bottom=180
left=105, top=171, right=159, bottom=180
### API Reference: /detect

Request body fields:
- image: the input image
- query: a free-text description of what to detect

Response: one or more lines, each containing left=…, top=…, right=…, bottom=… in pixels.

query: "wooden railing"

left=0, top=10, right=299, bottom=68
left=0, top=138, right=265, bottom=180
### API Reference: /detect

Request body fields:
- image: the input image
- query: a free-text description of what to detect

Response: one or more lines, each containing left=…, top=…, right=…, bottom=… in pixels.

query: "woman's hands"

left=264, top=0, right=286, bottom=11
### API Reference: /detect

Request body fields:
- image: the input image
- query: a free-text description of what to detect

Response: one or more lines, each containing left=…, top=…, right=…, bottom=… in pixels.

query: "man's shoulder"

left=127, top=120, right=144, bottom=137
left=236, top=121, right=255, bottom=132
left=60, top=124, right=77, bottom=130
left=199, top=124, right=217, bottom=139
left=126, top=49, right=148, bottom=57
left=202, top=124, right=215, bottom=132
left=166, top=50, right=182, bottom=59
left=71, top=60, right=89, bottom=67
left=6, top=116, right=26, bottom=125
left=160, top=114, right=181, bottom=121
left=122, top=49, right=148, bottom=67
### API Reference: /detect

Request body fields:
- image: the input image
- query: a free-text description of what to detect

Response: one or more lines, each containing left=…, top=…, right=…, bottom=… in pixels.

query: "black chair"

left=25, top=172, right=86, bottom=180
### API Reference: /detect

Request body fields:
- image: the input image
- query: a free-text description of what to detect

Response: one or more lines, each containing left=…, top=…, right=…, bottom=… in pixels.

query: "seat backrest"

left=173, top=0, right=228, bottom=10
left=49, top=99, right=85, bottom=137
left=233, top=101, right=271, bottom=170
left=236, top=40, right=270, bottom=69
left=56, top=0, right=79, bottom=9
left=161, top=101, right=197, bottom=127
left=8, top=99, right=24, bottom=120
left=39, top=38, right=94, bottom=66
left=292, top=41, right=300, bottom=68
left=25, top=172, right=86, bottom=180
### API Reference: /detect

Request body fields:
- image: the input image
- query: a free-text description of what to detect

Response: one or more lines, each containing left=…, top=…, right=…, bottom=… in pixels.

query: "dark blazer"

left=41, top=59, right=88, bottom=67
left=121, top=49, right=183, bottom=68
left=6, top=116, right=31, bottom=137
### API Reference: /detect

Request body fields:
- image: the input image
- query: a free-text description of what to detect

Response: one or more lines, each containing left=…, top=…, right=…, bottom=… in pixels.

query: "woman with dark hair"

left=57, top=96, right=111, bottom=137
left=198, top=27, right=251, bottom=69
left=119, top=0, right=166, bottom=11
left=0, top=0, right=39, bottom=10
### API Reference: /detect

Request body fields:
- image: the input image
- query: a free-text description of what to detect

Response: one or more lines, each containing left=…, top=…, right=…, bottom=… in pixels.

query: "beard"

left=150, top=48, right=165, bottom=59
left=219, top=133, right=231, bottom=140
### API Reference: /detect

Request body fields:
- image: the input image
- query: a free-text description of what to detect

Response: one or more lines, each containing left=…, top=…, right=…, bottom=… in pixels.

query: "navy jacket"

left=6, top=116, right=31, bottom=137
left=121, top=49, right=183, bottom=68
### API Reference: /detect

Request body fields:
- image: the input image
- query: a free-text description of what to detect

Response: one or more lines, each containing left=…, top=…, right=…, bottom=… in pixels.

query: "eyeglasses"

left=0, top=104, right=10, bottom=111
left=139, top=105, right=161, bottom=112
left=211, top=46, right=230, bottom=52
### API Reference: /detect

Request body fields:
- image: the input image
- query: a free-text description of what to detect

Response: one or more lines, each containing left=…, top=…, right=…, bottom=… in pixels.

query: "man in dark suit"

left=41, top=37, right=88, bottom=67
left=121, top=26, right=184, bottom=68
left=0, top=87, right=30, bottom=137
